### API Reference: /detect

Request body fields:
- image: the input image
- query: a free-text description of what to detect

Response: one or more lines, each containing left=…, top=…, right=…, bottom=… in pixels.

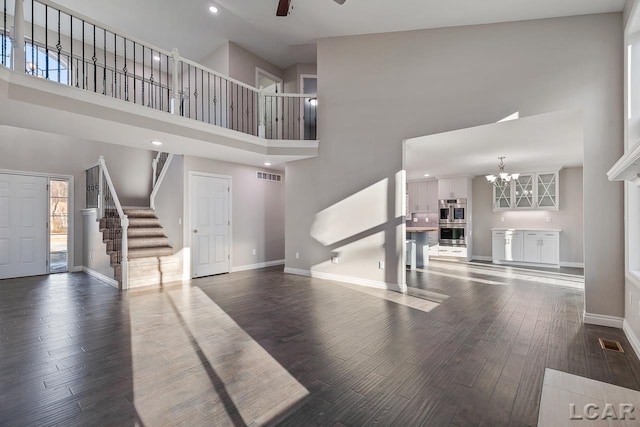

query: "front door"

left=191, top=174, right=230, bottom=278
left=0, top=173, right=48, bottom=279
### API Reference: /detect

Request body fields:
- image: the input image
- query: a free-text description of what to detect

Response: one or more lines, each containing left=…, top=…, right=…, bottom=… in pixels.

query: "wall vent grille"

left=256, top=171, right=282, bottom=182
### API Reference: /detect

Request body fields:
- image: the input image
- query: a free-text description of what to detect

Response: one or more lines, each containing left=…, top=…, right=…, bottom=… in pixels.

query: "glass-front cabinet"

left=491, top=171, right=558, bottom=211
left=537, top=172, right=558, bottom=209
left=493, top=183, right=512, bottom=209
left=514, top=174, right=534, bottom=209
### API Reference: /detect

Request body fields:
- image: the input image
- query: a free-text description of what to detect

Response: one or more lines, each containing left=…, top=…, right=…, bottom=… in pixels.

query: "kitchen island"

left=406, top=227, right=439, bottom=268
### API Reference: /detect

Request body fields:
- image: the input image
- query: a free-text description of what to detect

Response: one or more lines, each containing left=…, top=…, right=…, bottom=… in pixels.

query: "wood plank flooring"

left=0, top=260, right=638, bottom=426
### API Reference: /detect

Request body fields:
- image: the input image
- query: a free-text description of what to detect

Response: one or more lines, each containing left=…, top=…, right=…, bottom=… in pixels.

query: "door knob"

left=193, top=229, right=198, bottom=233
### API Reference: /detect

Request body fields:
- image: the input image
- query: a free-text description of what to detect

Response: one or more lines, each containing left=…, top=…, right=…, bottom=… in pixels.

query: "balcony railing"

left=1, top=0, right=318, bottom=141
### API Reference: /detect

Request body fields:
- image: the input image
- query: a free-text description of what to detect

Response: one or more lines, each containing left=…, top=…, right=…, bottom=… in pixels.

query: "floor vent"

left=598, top=338, right=624, bottom=353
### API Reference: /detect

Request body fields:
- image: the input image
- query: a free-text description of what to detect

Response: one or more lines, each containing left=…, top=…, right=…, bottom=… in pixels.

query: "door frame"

left=299, top=74, right=318, bottom=140
left=0, top=168, right=75, bottom=274
left=185, top=171, right=233, bottom=279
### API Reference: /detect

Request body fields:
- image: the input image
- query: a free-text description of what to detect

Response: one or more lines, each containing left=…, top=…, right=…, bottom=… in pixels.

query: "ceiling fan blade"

left=333, top=0, right=346, bottom=4
left=276, top=0, right=292, bottom=16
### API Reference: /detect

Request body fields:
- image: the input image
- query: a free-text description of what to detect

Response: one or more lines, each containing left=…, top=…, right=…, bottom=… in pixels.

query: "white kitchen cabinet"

left=492, top=229, right=560, bottom=266
left=492, top=230, right=523, bottom=262
left=438, top=177, right=469, bottom=200
left=407, top=180, right=438, bottom=213
left=491, top=171, right=559, bottom=211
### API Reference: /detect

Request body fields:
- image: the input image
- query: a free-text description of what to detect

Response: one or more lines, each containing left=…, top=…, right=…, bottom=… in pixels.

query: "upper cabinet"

left=407, top=180, right=438, bottom=213
left=492, top=171, right=559, bottom=211
left=438, top=177, right=469, bottom=200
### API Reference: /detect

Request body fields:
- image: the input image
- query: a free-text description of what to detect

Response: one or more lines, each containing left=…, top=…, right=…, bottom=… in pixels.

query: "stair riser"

left=128, top=237, right=170, bottom=249
left=127, top=229, right=166, bottom=238
left=129, top=219, right=161, bottom=227
left=123, top=209, right=157, bottom=218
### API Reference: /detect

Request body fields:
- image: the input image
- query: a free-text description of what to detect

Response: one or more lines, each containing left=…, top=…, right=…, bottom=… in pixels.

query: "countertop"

left=491, top=228, right=562, bottom=232
left=406, top=227, right=439, bottom=232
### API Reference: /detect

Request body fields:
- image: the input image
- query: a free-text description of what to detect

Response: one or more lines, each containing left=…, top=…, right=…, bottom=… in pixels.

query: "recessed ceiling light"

left=153, top=55, right=160, bottom=61
left=264, top=162, right=271, bottom=166
left=209, top=5, right=219, bottom=14
left=151, top=141, right=163, bottom=146
left=424, top=174, right=430, bottom=177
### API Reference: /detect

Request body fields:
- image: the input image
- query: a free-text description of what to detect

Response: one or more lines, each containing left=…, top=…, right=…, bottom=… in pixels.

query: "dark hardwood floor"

left=0, top=261, right=638, bottom=426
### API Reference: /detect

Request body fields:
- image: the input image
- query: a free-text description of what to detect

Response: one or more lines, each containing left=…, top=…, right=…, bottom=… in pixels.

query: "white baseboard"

left=231, top=259, right=285, bottom=273
left=284, top=267, right=402, bottom=292
left=623, top=319, right=640, bottom=358
left=471, top=255, right=492, bottom=262
left=82, top=266, right=119, bottom=289
left=560, top=261, right=585, bottom=268
left=71, top=265, right=83, bottom=272
left=583, top=311, right=624, bottom=328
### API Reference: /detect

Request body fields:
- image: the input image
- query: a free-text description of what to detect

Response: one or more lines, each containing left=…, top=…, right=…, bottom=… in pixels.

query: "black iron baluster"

left=207, top=72, right=211, bottom=124
left=81, top=19, right=85, bottom=88
left=213, top=76, right=217, bottom=125
left=31, top=0, right=34, bottom=74
left=56, top=10, right=61, bottom=82
left=158, top=53, right=162, bottom=111
left=141, top=45, right=145, bottom=106
left=201, top=69, right=204, bottom=122
left=43, top=4, right=49, bottom=78
left=132, top=42, right=136, bottom=104
left=102, top=28, right=106, bottom=95
left=113, top=33, right=117, bottom=98
left=149, top=49, right=154, bottom=108
left=124, top=38, right=129, bottom=101
left=188, top=64, right=191, bottom=118
left=92, top=24, right=97, bottom=92
left=70, top=13, right=74, bottom=86
left=165, top=55, right=169, bottom=112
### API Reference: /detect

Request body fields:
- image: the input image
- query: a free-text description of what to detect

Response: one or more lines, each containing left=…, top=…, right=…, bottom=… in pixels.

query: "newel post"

left=258, top=86, right=266, bottom=138
left=170, top=48, right=180, bottom=115
left=12, top=0, right=25, bottom=72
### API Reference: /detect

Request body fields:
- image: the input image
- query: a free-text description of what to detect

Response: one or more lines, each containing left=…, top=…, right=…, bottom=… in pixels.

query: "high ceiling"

left=405, top=110, right=584, bottom=181
left=51, top=0, right=624, bottom=68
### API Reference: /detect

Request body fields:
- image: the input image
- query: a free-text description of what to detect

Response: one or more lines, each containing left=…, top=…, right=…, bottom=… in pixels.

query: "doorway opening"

left=300, top=74, right=318, bottom=140
left=49, top=178, right=69, bottom=273
left=256, top=68, right=283, bottom=139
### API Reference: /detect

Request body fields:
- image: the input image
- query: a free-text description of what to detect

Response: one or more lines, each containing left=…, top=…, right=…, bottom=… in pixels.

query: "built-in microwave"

left=439, top=199, right=467, bottom=225
left=439, top=224, right=466, bottom=246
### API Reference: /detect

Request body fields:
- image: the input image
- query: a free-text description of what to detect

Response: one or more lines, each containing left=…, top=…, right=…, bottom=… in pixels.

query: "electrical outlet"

left=425, top=217, right=429, bottom=222
left=178, top=217, right=182, bottom=225
left=295, top=252, right=300, bottom=259
left=413, top=217, right=418, bottom=222
left=546, top=217, right=552, bottom=223
left=331, top=256, right=339, bottom=264
left=500, top=217, right=505, bottom=223
left=252, top=249, right=256, bottom=256
left=89, top=251, right=93, bottom=260
left=379, top=261, right=385, bottom=269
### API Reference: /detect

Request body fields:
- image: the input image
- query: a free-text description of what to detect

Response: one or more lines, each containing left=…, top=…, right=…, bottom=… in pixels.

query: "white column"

left=170, top=48, right=180, bottom=115
left=12, top=0, right=25, bottom=72
left=120, top=215, right=129, bottom=289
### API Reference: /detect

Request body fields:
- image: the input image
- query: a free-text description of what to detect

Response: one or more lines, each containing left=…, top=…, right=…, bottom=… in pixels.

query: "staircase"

left=101, top=207, right=182, bottom=288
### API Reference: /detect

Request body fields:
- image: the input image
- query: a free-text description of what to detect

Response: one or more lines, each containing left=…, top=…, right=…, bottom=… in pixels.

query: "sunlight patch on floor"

left=334, top=281, right=440, bottom=312
left=416, top=268, right=509, bottom=286
left=427, top=261, right=584, bottom=289
left=128, top=285, right=309, bottom=425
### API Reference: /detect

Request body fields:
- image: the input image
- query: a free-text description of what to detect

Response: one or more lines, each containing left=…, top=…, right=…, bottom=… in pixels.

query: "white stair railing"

left=150, top=152, right=174, bottom=210
left=97, top=156, right=129, bottom=289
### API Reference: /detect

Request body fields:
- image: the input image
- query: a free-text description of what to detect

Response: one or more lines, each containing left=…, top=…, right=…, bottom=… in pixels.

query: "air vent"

left=599, top=338, right=624, bottom=353
left=256, top=171, right=282, bottom=182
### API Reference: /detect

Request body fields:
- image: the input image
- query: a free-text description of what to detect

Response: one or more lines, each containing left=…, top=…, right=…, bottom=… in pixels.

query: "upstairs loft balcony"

left=0, top=0, right=318, bottom=165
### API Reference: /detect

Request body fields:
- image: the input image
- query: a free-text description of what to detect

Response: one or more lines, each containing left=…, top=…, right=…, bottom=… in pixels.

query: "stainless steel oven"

left=439, top=199, right=467, bottom=225
left=439, top=224, right=466, bottom=246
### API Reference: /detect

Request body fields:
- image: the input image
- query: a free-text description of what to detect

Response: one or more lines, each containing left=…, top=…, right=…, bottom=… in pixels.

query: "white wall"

left=472, top=167, right=584, bottom=265
left=285, top=14, right=624, bottom=318
left=228, top=42, right=283, bottom=87
left=183, top=156, right=285, bottom=270
left=0, top=126, right=154, bottom=268
left=199, top=42, right=230, bottom=75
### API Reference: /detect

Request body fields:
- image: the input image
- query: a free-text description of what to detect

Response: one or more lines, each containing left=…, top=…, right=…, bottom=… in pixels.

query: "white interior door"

left=0, top=173, right=48, bottom=279
left=191, top=174, right=230, bottom=278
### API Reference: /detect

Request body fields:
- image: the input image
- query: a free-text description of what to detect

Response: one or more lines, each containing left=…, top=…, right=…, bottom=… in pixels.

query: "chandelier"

left=486, top=156, right=519, bottom=188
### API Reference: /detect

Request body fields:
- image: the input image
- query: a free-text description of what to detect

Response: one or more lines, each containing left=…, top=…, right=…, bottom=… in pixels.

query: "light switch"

left=425, top=218, right=429, bottom=222
left=500, top=217, right=505, bottom=223
left=546, top=217, right=552, bottom=223
left=413, top=218, right=418, bottom=222
left=379, top=261, right=385, bottom=269
left=178, top=217, right=182, bottom=225
left=252, top=249, right=256, bottom=255
left=295, top=252, right=300, bottom=259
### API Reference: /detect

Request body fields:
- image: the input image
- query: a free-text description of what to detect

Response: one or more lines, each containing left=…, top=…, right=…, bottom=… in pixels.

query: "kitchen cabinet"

left=407, top=180, right=438, bottom=213
left=492, top=229, right=560, bottom=266
left=492, top=171, right=559, bottom=211
left=438, top=177, right=469, bottom=200
left=492, top=230, right=523, bottom=262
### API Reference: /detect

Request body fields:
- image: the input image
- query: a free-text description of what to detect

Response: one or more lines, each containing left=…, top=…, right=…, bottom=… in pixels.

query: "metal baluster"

left=166, top=55, right=170, bottom=111
left=69, top=13, right=73, bottom=85
left=56, top=10, right=61, bottom=82
left=188, top=64, right=191, bottom=118
left=113, top=33, right=117, bottom=98
left=201, top=69, right=204, bottom=122
left=2, top=0, right=5, bottom=67
left=149, top=48, right=154, bottom=108
left=159, top=53, right=162, bottom=111
left=132, top=42, right=136, bottom=104
left=142, top=46, right=145, bottom=106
